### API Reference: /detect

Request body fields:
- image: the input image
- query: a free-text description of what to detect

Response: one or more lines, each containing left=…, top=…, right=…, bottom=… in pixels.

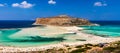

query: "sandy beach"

left=1, top=26, right=120, bottom=52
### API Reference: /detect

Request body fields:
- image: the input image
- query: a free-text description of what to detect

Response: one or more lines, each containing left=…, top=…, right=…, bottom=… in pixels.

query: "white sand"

left=9, top=26, right=69, bottom=39
left=1, top=26, right=120, bottom=52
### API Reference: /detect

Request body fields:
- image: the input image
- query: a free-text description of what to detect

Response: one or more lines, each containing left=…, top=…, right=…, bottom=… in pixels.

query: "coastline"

left=0, top=26, right=120, bottom=52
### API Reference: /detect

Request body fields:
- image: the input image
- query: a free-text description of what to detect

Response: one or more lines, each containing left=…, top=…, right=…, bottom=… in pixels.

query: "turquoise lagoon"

left=0, top=28, right=79, bottom=47
left=81, top=25, right=120, bottom=37
left=80, top=21, right=120, bottom=37
left=1, top=25, right=120, bottom=47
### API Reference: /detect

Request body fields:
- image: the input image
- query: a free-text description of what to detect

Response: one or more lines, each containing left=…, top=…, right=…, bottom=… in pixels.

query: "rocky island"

left=34, top=15, right=92, bottom=26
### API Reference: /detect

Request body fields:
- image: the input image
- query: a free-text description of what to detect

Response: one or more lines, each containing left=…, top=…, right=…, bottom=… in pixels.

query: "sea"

left=0, top=20, right=35, bottom=28
left=81, top=21, right=120, bottom=37
left=0, top=20, right=120, bottom=47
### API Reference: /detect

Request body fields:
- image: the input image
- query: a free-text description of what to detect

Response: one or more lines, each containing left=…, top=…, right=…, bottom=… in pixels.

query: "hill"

left=35, top=15, right=92, bottom=26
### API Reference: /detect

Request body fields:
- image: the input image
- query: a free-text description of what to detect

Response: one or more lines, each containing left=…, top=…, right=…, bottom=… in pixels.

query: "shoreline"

left=0, top=26, right=120, bottom=52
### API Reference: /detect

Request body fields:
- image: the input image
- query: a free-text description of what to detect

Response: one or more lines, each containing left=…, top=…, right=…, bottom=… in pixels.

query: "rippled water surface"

left=0, top=28, right=81, bottom=47
left=81, top=21, right=120, bottom=37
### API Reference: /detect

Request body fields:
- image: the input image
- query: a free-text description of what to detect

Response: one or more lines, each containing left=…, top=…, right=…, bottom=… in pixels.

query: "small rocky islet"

left=34, top=15, right=92, bottom=26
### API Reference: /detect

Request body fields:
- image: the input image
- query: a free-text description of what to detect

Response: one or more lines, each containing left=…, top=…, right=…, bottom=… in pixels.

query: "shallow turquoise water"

left=81, top=26, right=120, bottom=37
left=0, top=29, right=78, bottom=47
left=2, top=25, right=120, bottom=47
left=0, top=29, right=63, bottom=47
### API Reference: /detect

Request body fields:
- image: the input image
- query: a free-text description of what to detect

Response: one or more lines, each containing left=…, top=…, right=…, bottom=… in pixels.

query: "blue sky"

left=0, top=0, right=119, bottom=20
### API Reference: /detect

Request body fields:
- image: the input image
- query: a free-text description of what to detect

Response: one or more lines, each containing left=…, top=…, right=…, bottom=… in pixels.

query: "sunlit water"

left=0, top=28, right=81, bottom=47
left=81, top=21, right=120, bottom=37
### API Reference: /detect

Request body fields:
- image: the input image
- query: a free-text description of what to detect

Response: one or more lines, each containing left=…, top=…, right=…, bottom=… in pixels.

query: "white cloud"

left=12, top=1, right=34, bottom=8
left=94, top=2, right=107, bottom=6
left=48, top=0, right=56, bottom=4
left=0, top=4, right=5, bottom=7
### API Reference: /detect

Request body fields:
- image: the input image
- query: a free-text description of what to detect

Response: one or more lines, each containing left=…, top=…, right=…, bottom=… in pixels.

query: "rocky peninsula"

left=34, top=15, right=92, bottom=26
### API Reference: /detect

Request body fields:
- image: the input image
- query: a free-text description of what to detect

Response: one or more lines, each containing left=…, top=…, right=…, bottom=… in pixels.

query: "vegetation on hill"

left=20, top=41, right=120, bottom=53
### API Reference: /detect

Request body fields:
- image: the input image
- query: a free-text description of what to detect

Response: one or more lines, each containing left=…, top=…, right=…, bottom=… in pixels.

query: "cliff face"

left=35, top=15, right=92, bottom=26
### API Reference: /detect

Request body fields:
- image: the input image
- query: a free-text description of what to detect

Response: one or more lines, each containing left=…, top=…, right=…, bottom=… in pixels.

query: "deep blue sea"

left=0, top=20, right=35, bottom=28
left=81, top=21, right=120, bottom=37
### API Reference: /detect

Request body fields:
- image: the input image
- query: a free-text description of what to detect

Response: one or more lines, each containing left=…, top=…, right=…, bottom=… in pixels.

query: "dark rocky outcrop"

left=35, top=15, right=92, bottom=26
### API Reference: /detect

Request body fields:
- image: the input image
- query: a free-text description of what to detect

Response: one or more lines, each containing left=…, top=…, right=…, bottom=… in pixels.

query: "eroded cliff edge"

left=34, top=15, right=92, bottom=26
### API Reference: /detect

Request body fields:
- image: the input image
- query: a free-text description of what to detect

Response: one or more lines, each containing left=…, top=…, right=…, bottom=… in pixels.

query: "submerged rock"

left=34, top=15, right=92, bottom=26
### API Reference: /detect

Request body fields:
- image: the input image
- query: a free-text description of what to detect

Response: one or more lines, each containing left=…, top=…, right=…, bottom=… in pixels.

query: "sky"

left=0, top=0, right=119, bottom=20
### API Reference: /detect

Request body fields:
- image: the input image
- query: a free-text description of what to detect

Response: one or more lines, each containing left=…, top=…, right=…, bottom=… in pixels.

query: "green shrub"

left=84, top=44, right=93, bottom=46
left=75, top=45, right=83, bottom=48
left=103, top=47, right=115, bottom=52
left=92, top=44, right=99, bottom=47
left=114, top=41, right=120, bottom=45
left=83, top=47, right=91, bottom=50
left=70, top=48, right=86, bottom=53
left=113, top=49, right=120, bottom=53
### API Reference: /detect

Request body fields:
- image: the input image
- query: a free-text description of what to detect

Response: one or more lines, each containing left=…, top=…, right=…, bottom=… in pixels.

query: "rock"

left=86, top=47, right=103, bottom=53
left=34, top=15, right=92, bottom=26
